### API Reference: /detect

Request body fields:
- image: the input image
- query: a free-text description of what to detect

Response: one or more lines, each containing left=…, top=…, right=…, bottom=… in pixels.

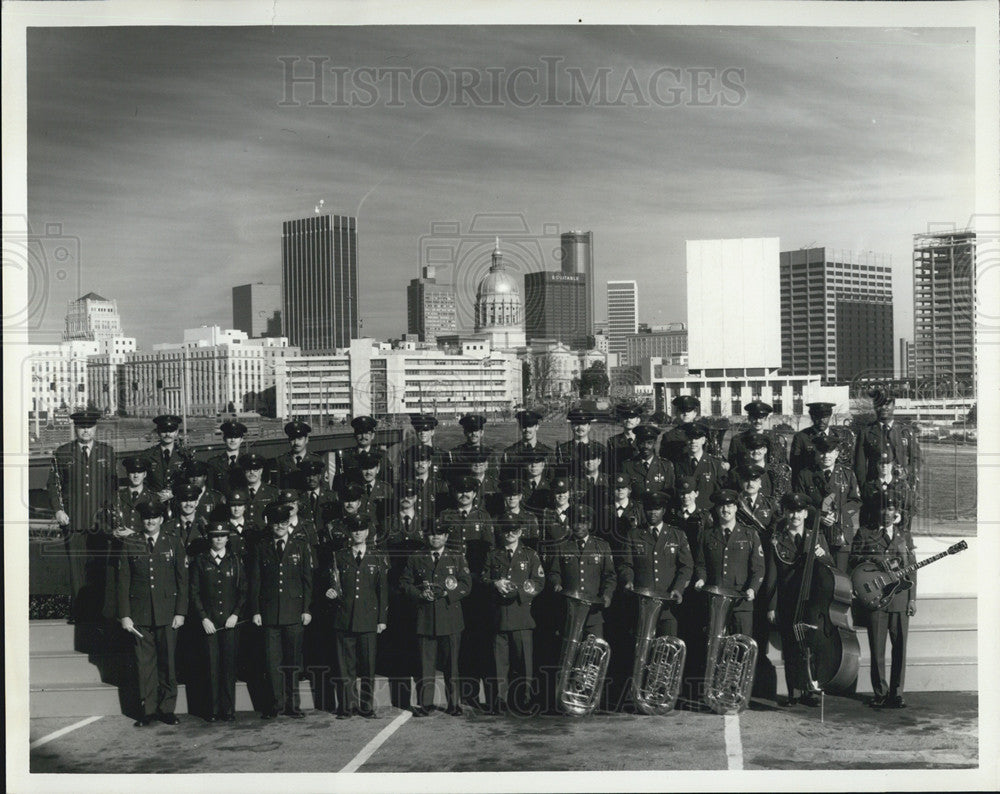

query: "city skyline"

left=24, top=26, right=975, bottom=356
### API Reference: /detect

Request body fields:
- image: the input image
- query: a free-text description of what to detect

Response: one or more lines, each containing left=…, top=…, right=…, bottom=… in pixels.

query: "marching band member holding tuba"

left=399, top=522, right=472, bottom=717
left=618, top=491, right=693, bottom=714
left=482, top=518, right=546, bottom=714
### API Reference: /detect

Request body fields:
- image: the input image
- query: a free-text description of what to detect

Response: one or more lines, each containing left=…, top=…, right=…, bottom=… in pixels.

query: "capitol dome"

left=475, top=238, right=523, bottom=330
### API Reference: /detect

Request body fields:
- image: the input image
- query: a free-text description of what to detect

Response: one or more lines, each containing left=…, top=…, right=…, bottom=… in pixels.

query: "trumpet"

left=702, top=585, right=757, bottom=715
left=630, top=588, right=686, bottom=715
left=555, top=590, right=611, bottom=716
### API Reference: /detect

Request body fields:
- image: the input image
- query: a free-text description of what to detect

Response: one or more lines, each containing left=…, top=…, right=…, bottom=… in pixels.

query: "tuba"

left=630, top=588, right=686, bottom=715
left=556, top=590, right=611, bottom=716
left=702, top=585, right=758, bottom=714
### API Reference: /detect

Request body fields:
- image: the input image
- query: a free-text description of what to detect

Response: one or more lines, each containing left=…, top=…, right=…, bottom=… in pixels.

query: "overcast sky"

left=26, top=25, right=975, bottom=356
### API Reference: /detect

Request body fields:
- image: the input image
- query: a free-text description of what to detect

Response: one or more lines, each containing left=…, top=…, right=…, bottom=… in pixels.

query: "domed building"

left=474, top=238, right=526, bottom=350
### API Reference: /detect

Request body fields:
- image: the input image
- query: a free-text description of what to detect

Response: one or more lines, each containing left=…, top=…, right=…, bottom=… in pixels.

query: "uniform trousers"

left=133, top=624, right=178, bottom=716
left=64, top=528, right=108, bottom=622
left=867, top=610, right=909, bottom=697
left=488, top=629, right=533, bottom=710
left=417, top=633, right=461, bottom=709
left=203, top=627, right=238, bottom=717
left=334, top=630, right=377, bottom=714
left=263, top=623, right=304, bottom=713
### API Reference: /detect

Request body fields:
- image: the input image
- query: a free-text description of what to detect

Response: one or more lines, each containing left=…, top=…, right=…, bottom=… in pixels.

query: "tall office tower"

left=233, top=283, right=282, bottom=338
left=63, top=292, right=123, bottom=342
left=281, top=213, right=359, bottom=352
left=406, top=265, right=458, bottom=343
left=606, top=280, right=638, bottom=360
left=560, top=231, right=594, bottom=333
left=780, top=247, right=893, bottom=383
left=912, top=231, right=976, bottom=395
left=523, top=271, right=589, bottom=348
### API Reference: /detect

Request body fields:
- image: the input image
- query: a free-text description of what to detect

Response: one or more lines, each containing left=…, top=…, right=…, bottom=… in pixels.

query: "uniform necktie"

left=147, top=536, right=155, bottom=554
left=295, top=454, right=302, bottom=465
left=130, top=490, right=138, bottom=504
left=403, top=515, right=411, bottom=533
left=183, top=520, right=191, bottom=535
left=366, top=483, right=373, bottom=495
left=690, top=457, right=697, bottom=471
left=81, top=446, right=90, bottom=462
left=824, top=469, right=832, bottom=484
left=229, top=455, right=236, bottom=467
left=506, top=548, right=513, bottom=562
left=310, top=493, right=318, bottom=513
left=355, top=551, right=363, bottom=566
left=432, top=551, right=440, bottom=565
left=578, top=540, right=586, bottom=552
left=276, top=539, right=285, bottom=556
left=616, top=506, right=624, bottom=517
left=163, top=448, right=170, bottom=465
left=214, top=553, right=222, bottom=565
left=460, top=510, right=469, bottom=519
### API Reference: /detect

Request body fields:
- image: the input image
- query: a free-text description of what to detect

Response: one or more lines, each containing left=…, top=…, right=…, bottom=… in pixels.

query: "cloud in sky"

left=26, top=25, right=974, bottom=352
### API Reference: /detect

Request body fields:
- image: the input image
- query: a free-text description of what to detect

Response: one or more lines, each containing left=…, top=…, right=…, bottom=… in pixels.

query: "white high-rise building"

left=606, top=280, right=638, bottom=359
left=686, top=238, right=781, bottom=372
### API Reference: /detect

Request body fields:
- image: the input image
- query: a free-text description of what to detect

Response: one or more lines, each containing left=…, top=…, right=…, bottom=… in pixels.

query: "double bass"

left=787, top=497, right=860, bottom=693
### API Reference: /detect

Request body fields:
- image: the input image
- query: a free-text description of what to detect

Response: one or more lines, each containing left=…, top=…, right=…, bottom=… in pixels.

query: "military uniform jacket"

left=501, top=440, right=555, bottom=476
left=849, top=525, right=915, bottom=612
left=674, top=454, right=726, bottom=512
left=671, top=506, right=712, bottom=555
left=288, top=516, right=320, bottom=550
left=546, top=536, right=617, bottom=606
left=789, top=427, right=839, bottom=480
left=606, top=431, right=640, bottom=476
left=519, top=475, right=553, bottom=516
left=206, top=451, right=248, bottom=495
left=571, top=473, right=610, bottom=519
left=117, top=531, right=189, bottom=625
left=329, top=547, right=388, bottom=633
left=619, top=523, right=693, bottom=598
left=164, top=515, right=209, bottom=556
left=408, top=474, right=448, bottom=518
left=400, top=549, right=472, bottom=636
left=190, top=548, right=247, bottom=625
left=727, top=428, right=788, bottom=470
left=793, top=464, right=861, bottom=549
left=225, top=519, right=262, bottom=565
left=47, top=440, right=118, bottom=531
left=436, top=507, right=495, bottom=575
left=694, top=521, right=765, bottom=612
left=605, top=499, right=643, bottom=549
left=270, top=450, right=323, bottom=490
left=243, top=483, right=280, bottom=530
left=657, top=425, right=689, bottom=466
left=766, top=522, right=833, bottom=616
left=250, top=533, right=314, bottom=625
left=539, top=507, right=572, bottom=557
left=482, top=544, right=545, bottom=631
left=141, top=443, right=193, bottom=493
left=854, top=421, right=920, bottom=487
left=297, top=485, right=339, bottom=528
left=621, top=453, right=676, bottom=497
left=192, top=487, right=226, bottom=521
left=738, top=493, right=778, bottom=535
left=859, top=476, right=914, bottom=531
left=115, top=485, right=159, bottom=536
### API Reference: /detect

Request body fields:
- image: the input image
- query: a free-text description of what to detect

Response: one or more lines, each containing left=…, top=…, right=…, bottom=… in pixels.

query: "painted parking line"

left=338, top=709, right=412, bottom=773
left=724, top=714, right=743, bottom=770
left=30, top=716, right=102, bottom=750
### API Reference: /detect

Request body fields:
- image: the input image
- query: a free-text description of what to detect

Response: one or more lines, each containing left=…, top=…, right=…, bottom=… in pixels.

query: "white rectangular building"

left=276, top=338, right=523, bottom=424
left=606, top=280, right=638, bottom=359
left=686, top=238, right=781, bottom=372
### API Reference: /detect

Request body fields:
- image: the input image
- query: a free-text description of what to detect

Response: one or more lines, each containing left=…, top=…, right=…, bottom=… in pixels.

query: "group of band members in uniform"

left=46, top=387, right=922, bottom=725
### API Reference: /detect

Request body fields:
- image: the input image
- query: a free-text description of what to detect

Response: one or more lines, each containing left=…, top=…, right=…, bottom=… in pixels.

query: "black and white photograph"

left=3, top=0, right=998, bottom=790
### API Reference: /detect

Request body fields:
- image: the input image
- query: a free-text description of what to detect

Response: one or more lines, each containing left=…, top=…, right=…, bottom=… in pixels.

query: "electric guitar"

left=851, top=540, right=967, bottom=611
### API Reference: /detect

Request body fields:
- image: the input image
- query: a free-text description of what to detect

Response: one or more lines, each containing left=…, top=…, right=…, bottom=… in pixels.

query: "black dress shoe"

left=869, top=695, right=887, bottom=708
left=283, top=709, right=306, bottom=718
left=359, top=709, right=377, bottom=719
left=800, top=693, right=820, bottom=708
left=336, top=711, right=353, bottom=720
left=221, top=713, right=236, bottom=722
left=445, top=705, right=464, bottom=717
left=204, top=715, right=218, bottom=723
left=260, top=711, right=277, bottom=720
left=888, top=695, right=907, bottom=709
left=158, top=713, right=180, bottom=725
left=412, top=707, right=430, bottom=718
left=133, top=716, right=152, bottom=727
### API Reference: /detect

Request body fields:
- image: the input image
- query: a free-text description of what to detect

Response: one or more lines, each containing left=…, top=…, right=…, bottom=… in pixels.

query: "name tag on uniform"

left=702, top=473, right=711, bottom=482
left=518, top=560, right=527, bottom=570
left=291, top=553, right=301, bottom=564
left=635, top=543, right=646, bottom=554
left=447, top=565, right=454, bottom=575
left=665, top=543, right=677, bottom=553
left=165, top=548, right=173, bottom=560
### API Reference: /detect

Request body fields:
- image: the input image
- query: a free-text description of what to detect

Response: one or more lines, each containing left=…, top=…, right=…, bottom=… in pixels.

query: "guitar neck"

left=893, top=548, right=951, bottom=579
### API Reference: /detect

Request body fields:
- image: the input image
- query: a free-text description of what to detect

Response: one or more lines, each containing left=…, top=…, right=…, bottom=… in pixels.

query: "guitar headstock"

left=947, top=540, right=968, bottom=555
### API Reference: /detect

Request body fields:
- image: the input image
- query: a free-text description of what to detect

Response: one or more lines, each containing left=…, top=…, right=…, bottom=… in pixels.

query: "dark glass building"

left=524, top=271, right=589, bottom=348
left=281, top=214, right=359, bottom=352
